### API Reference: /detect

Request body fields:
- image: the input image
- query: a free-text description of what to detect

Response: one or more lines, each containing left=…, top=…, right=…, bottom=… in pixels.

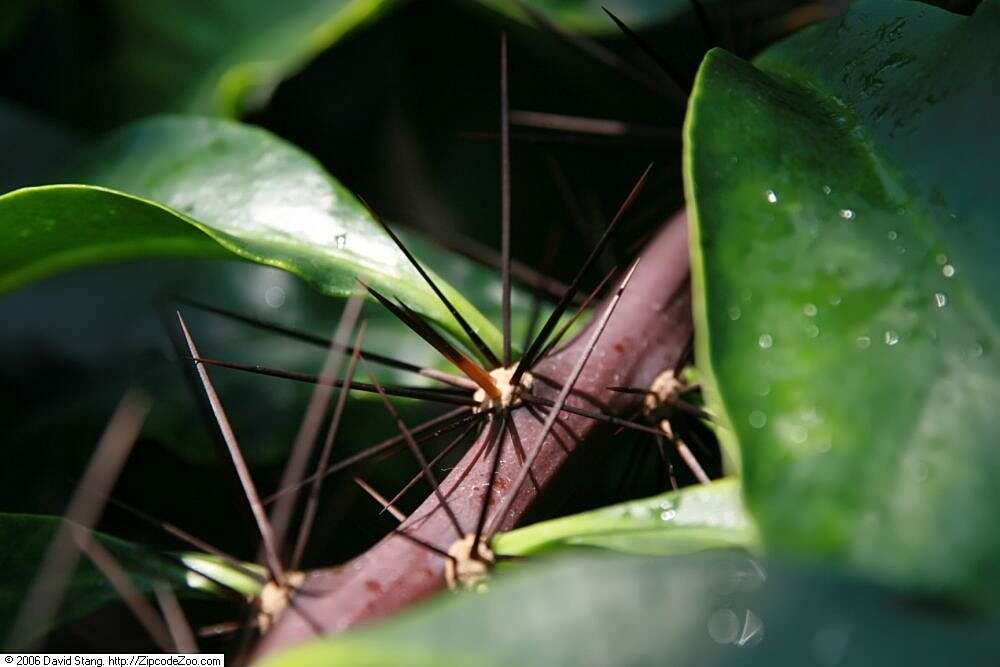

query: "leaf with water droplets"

left=0, top=116, right=503, bottom=357
left=686, top=0, right=1000, bottom=605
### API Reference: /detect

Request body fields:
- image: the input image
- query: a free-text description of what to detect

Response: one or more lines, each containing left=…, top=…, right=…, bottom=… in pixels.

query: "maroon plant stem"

left=254, top=212, right=692, bottom=659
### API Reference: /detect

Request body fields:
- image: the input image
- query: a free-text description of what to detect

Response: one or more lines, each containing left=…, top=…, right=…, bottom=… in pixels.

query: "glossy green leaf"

left=685, top=0, right=1000, bottom=603
left=0, top=513, right=259, bottom=642
left=261, top=551, right=997, bottom=667
left=0, top=115, right=503, bottom=357
left=493, top=478, right=754, bottom=557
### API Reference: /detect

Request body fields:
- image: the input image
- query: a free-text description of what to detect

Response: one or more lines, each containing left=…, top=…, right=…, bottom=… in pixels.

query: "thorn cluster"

left=473, top=367, right=534, bottom=413
left=445, top=534, right=496, bottom=592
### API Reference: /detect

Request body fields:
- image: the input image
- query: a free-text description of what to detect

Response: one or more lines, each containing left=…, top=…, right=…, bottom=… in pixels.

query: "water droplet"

left=728, top=306, right=742, bottom=321
left=264, top=285, right=286, bottom=308
left=765, top=190, right=778, bottom=204
left=335, top=233, right=347, bottom=249
left=789, top=425, right=808, bottom=444
left=934, top=293, right=947, bottom=308
left=856, top=336, right=871, bottom=349
left=971, top=342, right=984, bottom=358
left=887, top=230, right=898, bottom=240
left=822, top=185, right=832, bottom=195
left=936, top=253, right=948, bottom=265
left=803, top=303, right=818, bottom=317
left=805, top=324, right=820, bottom=338
left=829, top=295, right=843, bottom=306
left=660, top=510, right=677, bottom=521
left=749, top=411, right=767, bottom=429
left=707, top=609, right=740, bottom=644
left=758, top=334, right=773, bottom=349
left=942, top=264, right=955, bottom=278
left=839, top=209, right=855, bottom=220
left=756, top=383, right=771, bottom=397
left=628, top=504, right=651, bottom=520
left=884, top=330, right=899, bottom=346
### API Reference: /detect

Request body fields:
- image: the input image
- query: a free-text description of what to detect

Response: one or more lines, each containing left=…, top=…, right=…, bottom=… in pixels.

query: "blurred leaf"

left=0, top=115, right=503, bottom=358
left=260, top=550, right=997, bottom=667
left=98, top=0, right=397, bottom=120
left=493, top=478, right=753, bottom=556
left=178, top=552, right=263, bottom=599
left=0, top=513, right=256, bottom=642
left=685, top=0, right=1000, bottom=604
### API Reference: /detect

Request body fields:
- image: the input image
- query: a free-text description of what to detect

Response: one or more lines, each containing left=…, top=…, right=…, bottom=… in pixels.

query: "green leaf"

left=685, top=0, right=1000, bottom=604
left=0, top=115, right=503, bottom=357
left=0, top=513, right=259, bottom=642
left=260, top=551, right=998, bottom=667
left=178, top=552, right=264, bottom=599
left=93, top=0, right=397, bottom=120
left=493, top=478, right=754, bottom=557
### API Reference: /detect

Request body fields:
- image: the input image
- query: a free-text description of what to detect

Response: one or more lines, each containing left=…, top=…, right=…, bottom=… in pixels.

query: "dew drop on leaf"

left=707, top=609, right=740, bottom=645
left=264, top=285, right=286, bottom=308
